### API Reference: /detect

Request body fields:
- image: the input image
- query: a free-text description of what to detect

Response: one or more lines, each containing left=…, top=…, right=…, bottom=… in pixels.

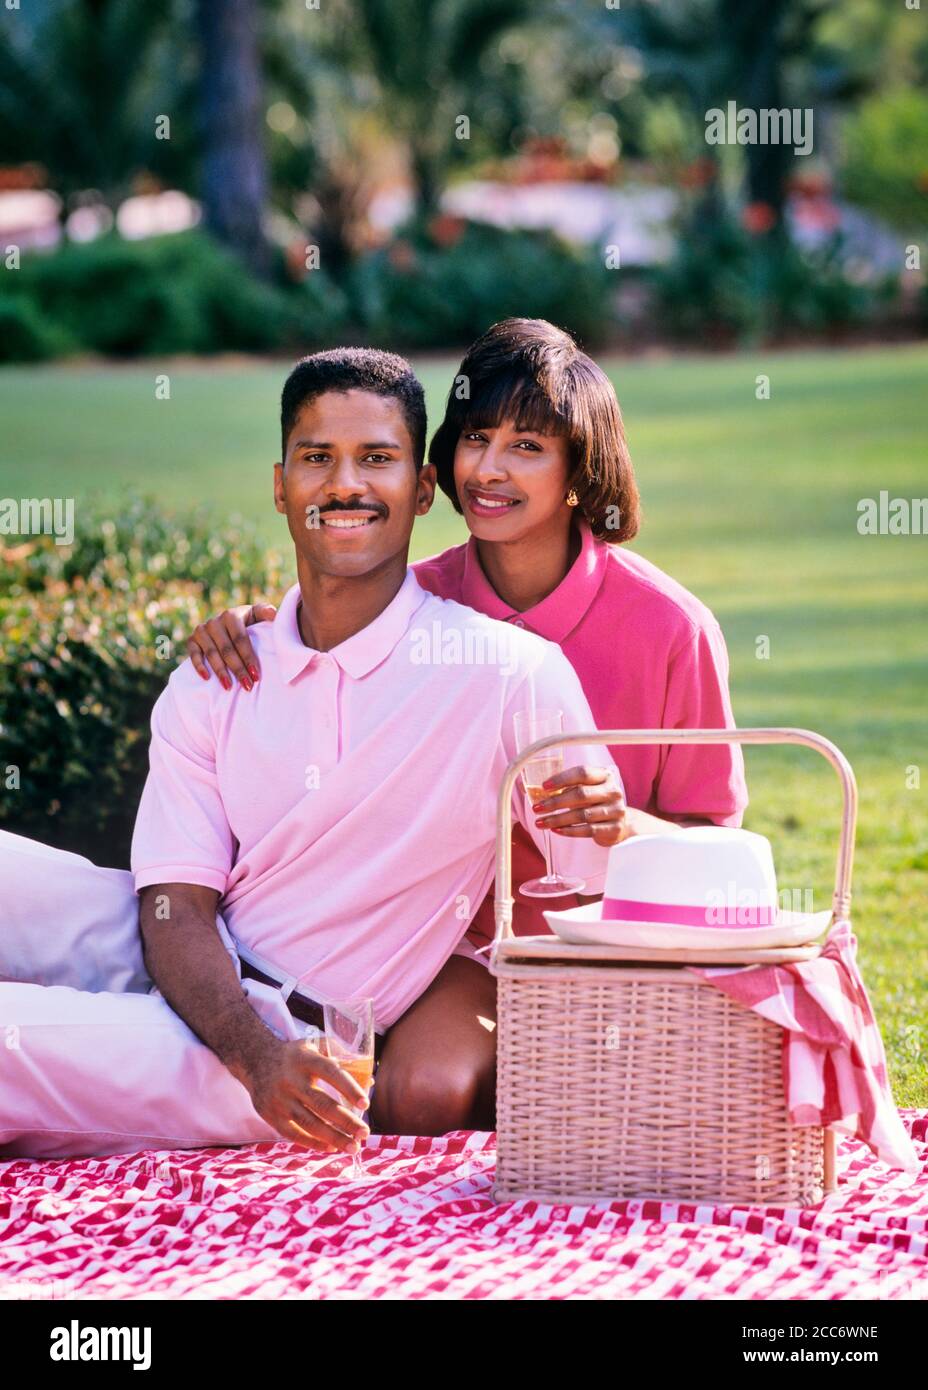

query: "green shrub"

left=2, top=231, right=349, bottom=361
left=0, top=295, right=77, bottom=363
left=647, top=215, right=756, bottom=343
left=0, top=495, right=274, bottom=597
left=350, top=220, right=616, bottom=348
left=769, top=235, right=898, bottom=333
left=652, top=215, right=899, bottom=343
left=0, top=500, right=285, bottom=866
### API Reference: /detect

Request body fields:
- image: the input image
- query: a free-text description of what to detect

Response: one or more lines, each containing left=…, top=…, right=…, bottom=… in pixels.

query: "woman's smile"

left=465, top=486, right=523, bottom=518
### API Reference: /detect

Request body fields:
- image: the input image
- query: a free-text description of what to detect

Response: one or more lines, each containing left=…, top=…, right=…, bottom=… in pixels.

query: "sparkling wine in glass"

left=513, top=708, right=586, bottom=899
left=322, top=997, right=375, bottom=1179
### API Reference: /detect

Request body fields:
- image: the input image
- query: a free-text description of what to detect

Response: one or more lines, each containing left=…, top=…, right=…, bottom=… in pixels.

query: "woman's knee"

left=371, top=1051, right=495, bottom=1136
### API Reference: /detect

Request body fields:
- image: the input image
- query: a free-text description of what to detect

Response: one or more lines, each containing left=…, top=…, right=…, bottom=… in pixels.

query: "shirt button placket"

left=319, top=657, right=340, bottom=771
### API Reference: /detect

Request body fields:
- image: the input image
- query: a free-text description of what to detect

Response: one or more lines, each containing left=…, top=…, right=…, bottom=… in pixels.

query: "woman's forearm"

left=623, top=808, right=719, bottom=838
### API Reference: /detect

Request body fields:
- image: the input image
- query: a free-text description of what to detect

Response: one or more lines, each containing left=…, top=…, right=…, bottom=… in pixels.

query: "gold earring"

left=566, top=489, right=579, bottom=507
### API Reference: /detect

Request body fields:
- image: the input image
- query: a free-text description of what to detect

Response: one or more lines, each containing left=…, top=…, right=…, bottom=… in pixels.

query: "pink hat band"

left=601, top=897, right=777, bottom=928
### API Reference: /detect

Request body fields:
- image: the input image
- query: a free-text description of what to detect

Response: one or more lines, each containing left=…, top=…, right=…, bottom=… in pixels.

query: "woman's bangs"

left=456, top=372, right=569, bottom=439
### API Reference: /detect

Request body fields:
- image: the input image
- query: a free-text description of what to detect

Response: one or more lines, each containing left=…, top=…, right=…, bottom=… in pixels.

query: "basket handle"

left=493, top=727, right=857, bottom=945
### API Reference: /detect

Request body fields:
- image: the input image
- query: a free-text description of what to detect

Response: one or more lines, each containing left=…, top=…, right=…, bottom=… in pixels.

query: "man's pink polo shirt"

left=412, top=521, right=748, bottom=945
left=131, top=571, right=617, bottom=1029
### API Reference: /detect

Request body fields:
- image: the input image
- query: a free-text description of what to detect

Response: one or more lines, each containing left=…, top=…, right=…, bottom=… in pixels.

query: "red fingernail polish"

left=220, top=675, right=231, bottom=691
left=241, top=677, right=252, bottom=691
left=198, top=667, right=210, bottom=681
left=248, top=666, right=259, bottom=682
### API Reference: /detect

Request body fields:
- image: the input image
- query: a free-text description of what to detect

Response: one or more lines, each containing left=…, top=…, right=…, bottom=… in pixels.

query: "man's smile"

left=318, top=506, right=385, bottom=530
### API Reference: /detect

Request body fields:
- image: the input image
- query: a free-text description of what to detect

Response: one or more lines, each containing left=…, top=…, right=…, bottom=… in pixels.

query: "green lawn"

left=1, top=344, right=926, bottom=1103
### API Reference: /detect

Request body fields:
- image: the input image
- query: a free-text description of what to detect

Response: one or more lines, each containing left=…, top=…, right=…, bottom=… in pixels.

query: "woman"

left=186, top=318, right=748, bottom=1132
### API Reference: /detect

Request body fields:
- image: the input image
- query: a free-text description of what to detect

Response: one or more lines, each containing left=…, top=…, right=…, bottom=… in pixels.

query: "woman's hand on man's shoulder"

left=186, top=602, right=277, bottom=691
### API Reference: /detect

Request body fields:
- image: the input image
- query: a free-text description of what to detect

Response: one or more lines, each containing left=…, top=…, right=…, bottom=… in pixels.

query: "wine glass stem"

left=350, top=1093, right=370, bottom=1178
left=542, top=828, right=558, bottom=883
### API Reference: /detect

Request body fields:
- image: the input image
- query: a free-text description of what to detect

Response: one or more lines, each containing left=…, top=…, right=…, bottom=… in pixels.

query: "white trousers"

left=0, top=830, right=311, bottom=1159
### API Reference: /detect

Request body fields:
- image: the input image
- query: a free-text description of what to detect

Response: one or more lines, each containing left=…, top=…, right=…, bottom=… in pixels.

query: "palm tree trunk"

left=410, top=138, right=442, bottom=223
left=720, top=0, right=792, bottom=229
left=195, top=0, right=270, bottom=276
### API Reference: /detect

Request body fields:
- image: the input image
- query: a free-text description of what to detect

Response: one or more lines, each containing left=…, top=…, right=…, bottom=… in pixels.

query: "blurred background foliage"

left=0, top=0, right=925, bottom=357
left=0, top=499, right=284, bottom=865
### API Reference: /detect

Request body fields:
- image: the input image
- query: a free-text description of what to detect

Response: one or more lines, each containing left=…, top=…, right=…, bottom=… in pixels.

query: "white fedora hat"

left=544, top=826, right=832, bottom=950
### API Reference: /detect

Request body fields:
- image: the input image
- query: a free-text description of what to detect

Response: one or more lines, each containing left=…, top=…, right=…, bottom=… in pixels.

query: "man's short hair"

left=281, top=348, right=427, bottom=467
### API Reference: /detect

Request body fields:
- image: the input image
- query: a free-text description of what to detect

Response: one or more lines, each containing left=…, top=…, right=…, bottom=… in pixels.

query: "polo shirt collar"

left=459, top=518, right=609, bottom=643
left=274, top=569, right=428, bottom=682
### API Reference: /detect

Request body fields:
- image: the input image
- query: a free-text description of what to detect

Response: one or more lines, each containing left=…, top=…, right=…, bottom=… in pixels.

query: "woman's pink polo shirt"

left=412, top=520, right=748, bottom=945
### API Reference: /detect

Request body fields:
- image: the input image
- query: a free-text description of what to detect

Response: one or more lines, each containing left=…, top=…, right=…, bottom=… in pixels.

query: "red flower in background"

left=285, top=239, right=308, bottom=282
left=741, top=201, right=778, bottom=235
left=132, top=172, right=164, bottom=196
left=678, top=157, right=717, bottom=190
left=788, top=170, right=830, bottom=199
left=428, top=213, right=466, bottom=248
left=0, top=162, right=47, bottom=190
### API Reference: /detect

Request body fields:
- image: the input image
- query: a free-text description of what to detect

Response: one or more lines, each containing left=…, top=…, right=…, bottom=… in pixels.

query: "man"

left=0, top=348, right=624, bottom=1159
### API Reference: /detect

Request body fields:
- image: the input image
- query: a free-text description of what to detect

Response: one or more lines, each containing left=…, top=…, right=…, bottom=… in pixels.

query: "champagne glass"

left=513, top=708, right=586, bottom=898
left=321, top=997, right=375, bottom=1179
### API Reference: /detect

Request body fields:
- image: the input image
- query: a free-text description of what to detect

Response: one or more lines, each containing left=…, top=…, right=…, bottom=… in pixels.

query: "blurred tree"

left=337, top=0, right=549, bottom=218
left=585, top=0, right=908, bottom=230
left=842, top=88, right=928, bottom=232
left=0, top=0, right=196, bottom=213
left=584, top=0, right=730, bottom=233
left=0, top=0, right=313, bottom=273
left=194, top=0, right=270, bottom=274
left=719, top=0, right=907, bottom=226
left=718, top=0, right=793, bottom=227
left=574, top=0, right=908, bottom=339
left=2, top=0, right=916, bottom=291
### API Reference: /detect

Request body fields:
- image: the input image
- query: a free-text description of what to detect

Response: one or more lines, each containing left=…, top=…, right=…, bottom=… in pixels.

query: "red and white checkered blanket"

left=1, top=1116, right=925, bottom=1299
left=692, top=921, right=920, bottom=1174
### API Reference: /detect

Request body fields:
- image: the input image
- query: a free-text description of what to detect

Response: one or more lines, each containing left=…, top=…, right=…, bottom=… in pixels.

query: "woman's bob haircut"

left=428, top=317, right=641, bottom=544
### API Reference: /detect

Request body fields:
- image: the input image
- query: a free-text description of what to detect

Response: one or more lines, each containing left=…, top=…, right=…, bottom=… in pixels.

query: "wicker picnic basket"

left=490, top=728, right=857, bottom=1207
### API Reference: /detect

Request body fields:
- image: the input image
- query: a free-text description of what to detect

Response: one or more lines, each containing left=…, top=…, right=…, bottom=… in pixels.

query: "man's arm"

left=139, top=883, right=369, bottom=1154
left=139, top=883, right=276, bottom=1088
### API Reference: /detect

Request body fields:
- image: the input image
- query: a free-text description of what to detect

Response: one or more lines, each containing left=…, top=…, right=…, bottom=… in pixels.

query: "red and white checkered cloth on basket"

left=691, top=919, right=920, bottom=1174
